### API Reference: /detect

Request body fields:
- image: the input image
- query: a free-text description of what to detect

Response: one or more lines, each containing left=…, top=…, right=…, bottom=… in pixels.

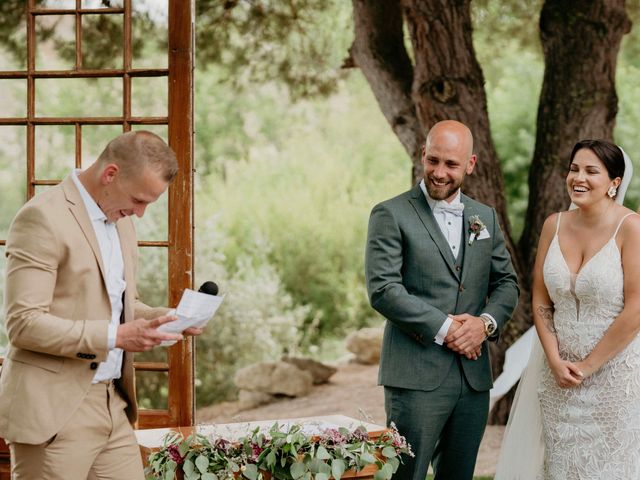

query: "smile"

left=572, top=186, right=588, bottom=193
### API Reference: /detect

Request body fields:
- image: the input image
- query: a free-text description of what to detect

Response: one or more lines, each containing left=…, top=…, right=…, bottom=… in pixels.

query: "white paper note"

left=158, top=289, right=224, bottom=346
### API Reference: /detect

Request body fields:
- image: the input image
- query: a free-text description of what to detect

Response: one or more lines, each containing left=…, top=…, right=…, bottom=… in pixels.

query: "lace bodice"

left=538, top=212, right=640, bottom=480
left=543, top=234, right=625, bottom=360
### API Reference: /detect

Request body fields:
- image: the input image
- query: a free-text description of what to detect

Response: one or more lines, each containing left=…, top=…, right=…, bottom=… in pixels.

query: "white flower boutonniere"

left=468, top=215, right=487, bottom=245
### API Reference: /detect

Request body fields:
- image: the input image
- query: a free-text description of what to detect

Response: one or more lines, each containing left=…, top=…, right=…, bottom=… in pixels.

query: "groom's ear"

left=465, top=154, right=477, bottom=175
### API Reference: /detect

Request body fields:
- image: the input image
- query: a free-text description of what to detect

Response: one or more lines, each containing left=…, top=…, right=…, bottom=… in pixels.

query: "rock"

left=234, top=361, right=313, bottom=397
left=282, top=356, right=337, bottom=384
left=345, top=327, right=383, bottom=365
left=238, top=389, right=276, bottom=410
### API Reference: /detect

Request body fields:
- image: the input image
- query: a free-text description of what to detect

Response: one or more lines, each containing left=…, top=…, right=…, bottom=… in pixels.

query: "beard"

left=424, top=176, right=463, bottom=201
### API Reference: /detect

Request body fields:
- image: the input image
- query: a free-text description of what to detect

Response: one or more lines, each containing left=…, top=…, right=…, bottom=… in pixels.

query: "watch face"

left=484, top=318, right=496, bottom=335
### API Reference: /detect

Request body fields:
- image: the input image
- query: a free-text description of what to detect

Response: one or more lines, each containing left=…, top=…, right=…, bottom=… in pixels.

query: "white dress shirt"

left=71, top=170, right=126, bottom=382
left=419, top=180, right=496, bottom=345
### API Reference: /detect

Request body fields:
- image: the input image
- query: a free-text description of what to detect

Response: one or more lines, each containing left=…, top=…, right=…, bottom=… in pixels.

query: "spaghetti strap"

left=555, top=212, right=562, bottom=236
left=613, top=212, right=637, bottom=238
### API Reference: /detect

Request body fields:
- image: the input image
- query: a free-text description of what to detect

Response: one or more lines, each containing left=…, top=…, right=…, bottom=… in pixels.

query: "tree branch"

left=350, top=0, right=424, bottom=171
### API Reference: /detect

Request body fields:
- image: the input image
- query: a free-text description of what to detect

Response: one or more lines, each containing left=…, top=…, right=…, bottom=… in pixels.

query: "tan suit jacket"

left=0, top=176, right=166, bottom=445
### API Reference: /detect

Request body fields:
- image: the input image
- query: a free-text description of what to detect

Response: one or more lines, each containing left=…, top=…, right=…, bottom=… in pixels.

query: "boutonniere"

left=468, top=215, right=486, bottom=245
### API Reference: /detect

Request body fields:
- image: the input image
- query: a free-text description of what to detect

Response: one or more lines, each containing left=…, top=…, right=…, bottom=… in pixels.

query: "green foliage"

left=146, top=422, right=413, bottom=480
left=479, top=42, right=541, bottom=240
left=0, top=0, right=158, bottom=70
left=196, top=71, right=406, bottom=345
left=195, top=0, right=352, bottom=99
left=472, top=0, right=543, bottom=54
left=193, top=226, right=309, bottom=405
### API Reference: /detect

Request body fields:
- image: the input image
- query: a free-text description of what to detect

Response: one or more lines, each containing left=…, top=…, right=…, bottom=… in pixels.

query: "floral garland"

left=146, top=422, right=413, bottom=480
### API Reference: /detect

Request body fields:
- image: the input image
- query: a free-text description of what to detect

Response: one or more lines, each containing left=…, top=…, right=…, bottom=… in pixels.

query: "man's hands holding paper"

left=445, top=313, right=485, bottom=360
left=116, top=314, right=184, bottom=352
left=157, top=288, right=224, bottom=346
left=115, top=288, right=222, bottom=351
left=115, top=315, right=205, bottom=352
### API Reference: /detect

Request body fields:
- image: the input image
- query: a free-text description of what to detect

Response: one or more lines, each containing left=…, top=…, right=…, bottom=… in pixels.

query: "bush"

left=194, top=218, right=309, bottom=406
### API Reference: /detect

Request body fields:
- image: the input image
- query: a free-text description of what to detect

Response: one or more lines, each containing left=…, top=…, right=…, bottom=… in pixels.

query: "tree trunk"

left=402, top=0, right=509, bottom=220
left=517, top=0, right=631, bottom=288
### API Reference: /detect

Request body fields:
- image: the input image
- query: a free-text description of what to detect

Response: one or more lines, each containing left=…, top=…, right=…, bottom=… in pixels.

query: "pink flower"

left=322, top=428, right=348, bottom=445
left=350, top=427, right=370, bottom=442
left=213, top=438, right=232, bottom=453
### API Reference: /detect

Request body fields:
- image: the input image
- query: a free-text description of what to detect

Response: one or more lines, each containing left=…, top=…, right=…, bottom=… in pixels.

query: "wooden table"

left=136, top=414, right=386, bottom=479
left=0, top=437, right=9, bottom=480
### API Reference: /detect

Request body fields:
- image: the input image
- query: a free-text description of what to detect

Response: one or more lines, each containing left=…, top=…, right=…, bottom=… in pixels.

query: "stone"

left=238, top=389, right=276, bottom=410
left=345, top=327, right=383, bottom=364
left=282, top=356, right=337, bottom=384
left=234, top=361, right=313, bottom=397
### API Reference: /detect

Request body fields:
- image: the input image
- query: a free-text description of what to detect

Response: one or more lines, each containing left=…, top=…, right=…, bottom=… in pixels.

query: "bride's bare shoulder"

left=617, top=208, right=640, bottom=239
left=541, top=211, right=565, bottom=232
left=538, top=212, right=563, bottom=243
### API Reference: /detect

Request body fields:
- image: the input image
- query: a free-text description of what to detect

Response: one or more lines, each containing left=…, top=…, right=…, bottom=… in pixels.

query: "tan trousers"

left=10, top=381, right=144, bottom=480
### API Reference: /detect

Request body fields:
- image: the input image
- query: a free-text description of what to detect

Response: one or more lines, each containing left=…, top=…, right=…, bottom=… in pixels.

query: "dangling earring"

left=608, top=186, right=618, bottom=198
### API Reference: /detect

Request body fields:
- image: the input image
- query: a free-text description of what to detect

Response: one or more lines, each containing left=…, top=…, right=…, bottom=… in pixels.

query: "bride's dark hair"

left=569, top=139, right=625, bottom=180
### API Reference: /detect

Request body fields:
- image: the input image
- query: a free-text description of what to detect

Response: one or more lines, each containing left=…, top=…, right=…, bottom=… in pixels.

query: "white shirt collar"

left=419, top=179, right=461, bottom=209
left=71, top=169, right=107, bottom=223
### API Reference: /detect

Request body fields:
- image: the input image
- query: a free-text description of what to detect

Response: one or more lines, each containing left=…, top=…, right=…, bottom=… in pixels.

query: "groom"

left=365, top=120, right=518, bottom=479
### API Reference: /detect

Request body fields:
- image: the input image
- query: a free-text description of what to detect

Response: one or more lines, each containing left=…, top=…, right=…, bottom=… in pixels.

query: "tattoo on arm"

left=537, top=305, right=556, bottom=334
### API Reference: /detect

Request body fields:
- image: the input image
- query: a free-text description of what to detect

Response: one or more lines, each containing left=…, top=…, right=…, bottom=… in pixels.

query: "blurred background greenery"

left=0, top=0, right=639, bottom=408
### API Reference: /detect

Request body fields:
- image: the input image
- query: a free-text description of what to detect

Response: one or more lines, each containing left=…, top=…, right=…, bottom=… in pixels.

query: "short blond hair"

left=97, top=131, right=178, bottom=182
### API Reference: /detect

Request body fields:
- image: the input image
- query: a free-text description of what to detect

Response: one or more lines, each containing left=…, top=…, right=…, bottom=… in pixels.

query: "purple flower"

left=167, top=444, right=184, bottom=464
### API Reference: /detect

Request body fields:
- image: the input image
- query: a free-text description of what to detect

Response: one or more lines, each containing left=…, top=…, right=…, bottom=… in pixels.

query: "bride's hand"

left=549, top=359, right=584, bottom=388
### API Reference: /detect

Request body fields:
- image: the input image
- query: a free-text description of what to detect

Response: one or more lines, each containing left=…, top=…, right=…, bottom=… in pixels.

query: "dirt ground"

left=197, top=362, right=504, bottom=477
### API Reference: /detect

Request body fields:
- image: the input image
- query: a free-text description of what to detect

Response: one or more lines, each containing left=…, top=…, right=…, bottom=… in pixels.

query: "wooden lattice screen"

left=0, top=0, right=195, bottom=434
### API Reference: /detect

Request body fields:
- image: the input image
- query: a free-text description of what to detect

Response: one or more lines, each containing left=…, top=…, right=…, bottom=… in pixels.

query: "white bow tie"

left=433, top=202, right=465, bottom=217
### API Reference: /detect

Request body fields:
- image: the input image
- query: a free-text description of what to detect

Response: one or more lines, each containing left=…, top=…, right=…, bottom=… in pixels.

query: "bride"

left=495, top=140, right=640, bottom=479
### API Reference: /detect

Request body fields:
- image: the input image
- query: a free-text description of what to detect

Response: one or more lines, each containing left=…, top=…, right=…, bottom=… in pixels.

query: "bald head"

left=426, top=120, right=474, bottom=160
left=421, top=120, right=477, bottom=201
left=96, top=130, right=178, bottom=182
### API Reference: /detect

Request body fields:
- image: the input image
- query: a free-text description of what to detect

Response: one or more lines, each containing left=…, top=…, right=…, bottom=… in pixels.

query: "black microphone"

left=198, top=281, right=219, bottom=296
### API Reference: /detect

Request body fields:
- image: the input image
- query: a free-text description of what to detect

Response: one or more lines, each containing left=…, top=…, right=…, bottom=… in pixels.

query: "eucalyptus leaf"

left=202, top=474, right=218, bottom=480
left=316, top=445, right=331, bottom=460
left=381, top=446, right=397, bottom=458
left=195, top=455, right=209, bottom=473
left=243, top=464, right=258, bottom=480
left=183, top=459, right=195, bottom=476
left=331, top=459, right=346, bottom=480
left=361, top=452, right=376, bottom=464
left=290, top=461, right=306, bottom=479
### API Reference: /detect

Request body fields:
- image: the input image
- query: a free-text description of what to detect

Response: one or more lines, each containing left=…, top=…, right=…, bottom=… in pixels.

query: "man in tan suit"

left=0, top=131, right=200, bottom=479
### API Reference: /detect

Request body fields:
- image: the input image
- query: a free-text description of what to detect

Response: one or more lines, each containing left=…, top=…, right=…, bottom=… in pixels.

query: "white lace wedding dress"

left=538, top=212, right=640, bottom=479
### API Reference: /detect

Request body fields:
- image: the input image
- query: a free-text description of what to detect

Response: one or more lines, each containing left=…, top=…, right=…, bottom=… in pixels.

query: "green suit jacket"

left=365, top=185, right=519, bottom=392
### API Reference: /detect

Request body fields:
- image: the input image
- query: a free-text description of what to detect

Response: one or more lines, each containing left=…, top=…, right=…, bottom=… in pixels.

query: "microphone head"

left=198, top=281, right=219, bottom=296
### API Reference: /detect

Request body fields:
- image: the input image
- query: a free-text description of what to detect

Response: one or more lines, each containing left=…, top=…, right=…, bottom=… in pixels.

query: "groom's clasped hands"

left=444, top=313, right=486, bottom=360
